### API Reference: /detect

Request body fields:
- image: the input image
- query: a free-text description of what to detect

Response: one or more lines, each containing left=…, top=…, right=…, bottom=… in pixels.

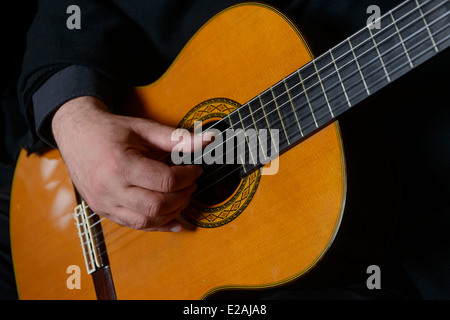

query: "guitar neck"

left=224, top=0, right=449, bottom=174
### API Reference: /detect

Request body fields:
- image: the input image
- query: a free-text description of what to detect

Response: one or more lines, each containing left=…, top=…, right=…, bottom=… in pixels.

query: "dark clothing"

left=0, top=2, right=36, bottom=300
left=31, top=65, right=113, bottom=147
left=19, top=0, right=410, bottom=152
left=1, top=0, right=449, bottom=299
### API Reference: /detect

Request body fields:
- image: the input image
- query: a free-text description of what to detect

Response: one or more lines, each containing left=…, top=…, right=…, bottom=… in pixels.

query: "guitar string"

left=84, top=0, right=448, bottom=246
left=97, top=29, right=450, bottom=258
left=190, top=20, right=450, bottom=199
left=146, top=0, right=446, bottom=179
left=86, top=1, right=448, bottom=247
left=77, top=0, right=448, bottom=246
left=191, top=2, right=449, bottom=190
left=156, top=0, right=423, bottom=147
left=159, top=0, right=442, bottom=167
left=95, top=37, right=449, bottom=255
left=91, top=18, right=450, bottom=258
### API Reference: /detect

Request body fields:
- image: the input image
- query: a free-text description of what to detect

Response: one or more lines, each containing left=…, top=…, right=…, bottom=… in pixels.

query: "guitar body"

left=12, top=3, right=374, bottom=299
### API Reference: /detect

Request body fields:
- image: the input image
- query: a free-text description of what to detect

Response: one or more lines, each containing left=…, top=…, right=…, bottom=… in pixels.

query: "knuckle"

left=104, top=155, right=123, bottom=176
left=89, top=175, right=107, bottom=196
left=88, top=155, right=124, bottom=196
left=146, top=200, right=161, bottom=218
left=160, top=170, right=177, bottom=192
left=130, top=215, right=151, bottom=230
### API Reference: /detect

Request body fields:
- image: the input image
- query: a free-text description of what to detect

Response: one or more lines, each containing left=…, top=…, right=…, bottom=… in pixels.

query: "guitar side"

left=10, top=3, right=346, bottom=299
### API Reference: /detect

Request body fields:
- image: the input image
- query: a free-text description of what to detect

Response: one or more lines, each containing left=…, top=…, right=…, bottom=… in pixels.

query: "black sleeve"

left=17, top=0, right=403, bottom=152
left=31, top=65, right=114, bottom=148
left=18, top=0, right=159, bottom=152
left=19, top=0, right=278, bottom=152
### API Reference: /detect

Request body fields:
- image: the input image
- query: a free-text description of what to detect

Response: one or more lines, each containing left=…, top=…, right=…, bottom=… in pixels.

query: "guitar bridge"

left=73, top=200, right=103, bottom=274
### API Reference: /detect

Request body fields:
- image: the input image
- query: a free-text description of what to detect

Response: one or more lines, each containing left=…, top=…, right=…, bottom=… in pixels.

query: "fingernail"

left=170, top=225, right=182, bottom=232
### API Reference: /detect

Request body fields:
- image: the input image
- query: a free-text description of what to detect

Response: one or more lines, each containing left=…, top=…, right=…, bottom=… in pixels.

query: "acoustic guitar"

left=10, top=0, right=449, bottom=299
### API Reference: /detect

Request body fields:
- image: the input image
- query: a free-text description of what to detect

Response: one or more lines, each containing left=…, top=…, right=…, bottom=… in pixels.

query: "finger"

left=109, top=206, right=183, bottom=231
left=121, top=184, right=196, bottom=217
left=125, top=149, right=203, bottom=192
left=143, top=218, right=184, bottom=232
left=131, top=118, right=214, bottom=153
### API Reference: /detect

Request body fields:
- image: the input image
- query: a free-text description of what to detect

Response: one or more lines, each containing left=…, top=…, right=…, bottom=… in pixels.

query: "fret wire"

left=253, top=29, right=446, bottom=173
left=177, top=0, right=434, bottom=155
left=277, top=30, right=449, bottom=158
left=253, top=13, right=449, bottom=162
left=187, top=0, right=447, bottom=168
left=226, top=115, right=247, bottom=172
left=329, top=50, right=352, bottom=107
left=283, top=79, right=304, bottom=136
left=93, top=11, right=450, bottom=263
left=259, top=95, right=279, bottom=154
left=96, top=32, right=450, bottom=261
left=311, top=15, right=447, bottom=132
left=247, top=102, right=268, bottom=160
left=270, top=88, right=291, bottom=145
left=192, top=0, right=437, bottom=152
left=415, top=0, right=439, bottom=52
left=284, top=74, right=317, bottom=136
left=229, top=4, right=446, bottom=168
left=367, top=26, right=392, bottom=82
left=347, top=37, right=371, bottom=95
left=297, top=70, right=318, bottom=128
left=390, top=11, right=415, bottom=67
left=312, top=60, right=335, bottom=117
left=237, top=108, right=257, bottom=165
left=293, top=0, right=442, bottom=115
left=252, top=0, right=445, bottom=137
left=256, top=2, right=442, bottom=151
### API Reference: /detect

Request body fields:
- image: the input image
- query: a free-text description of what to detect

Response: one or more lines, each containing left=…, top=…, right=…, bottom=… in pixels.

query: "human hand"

left=51, top=96, right=206, bottom=232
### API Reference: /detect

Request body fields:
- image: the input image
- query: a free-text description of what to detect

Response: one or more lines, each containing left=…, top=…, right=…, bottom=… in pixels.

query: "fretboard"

left=224, top=0, right=449, bottom=175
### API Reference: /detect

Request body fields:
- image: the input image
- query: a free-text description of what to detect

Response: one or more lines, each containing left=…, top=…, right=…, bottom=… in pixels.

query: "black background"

left=1, top=0, right=449, bottom=301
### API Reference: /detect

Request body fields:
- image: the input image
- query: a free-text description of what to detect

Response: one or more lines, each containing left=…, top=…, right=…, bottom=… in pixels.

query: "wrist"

left=51, top=96, right=110, bottom=148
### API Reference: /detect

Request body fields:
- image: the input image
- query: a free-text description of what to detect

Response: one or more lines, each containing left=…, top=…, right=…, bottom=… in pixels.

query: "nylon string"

left=79, top=0, right=449, bottom=258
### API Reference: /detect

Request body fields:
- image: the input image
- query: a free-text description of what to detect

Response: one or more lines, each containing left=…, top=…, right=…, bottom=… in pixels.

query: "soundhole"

left=193, top=120, right=242, bottom=206
left=176, top=98, right=261, bottom=228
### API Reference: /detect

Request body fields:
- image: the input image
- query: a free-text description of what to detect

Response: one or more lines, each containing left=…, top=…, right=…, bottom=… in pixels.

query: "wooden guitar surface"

left=10, top=3, right=346, bottom=299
